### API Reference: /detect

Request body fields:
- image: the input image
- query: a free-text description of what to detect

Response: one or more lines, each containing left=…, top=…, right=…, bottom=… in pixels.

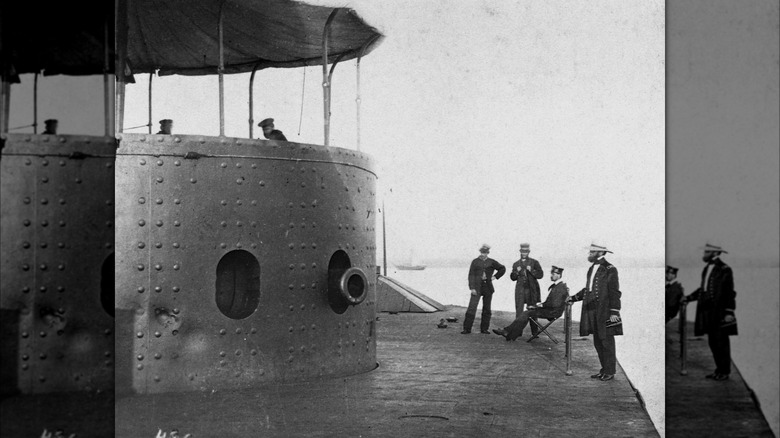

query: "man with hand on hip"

left=463, top=244, right=506, bottom=334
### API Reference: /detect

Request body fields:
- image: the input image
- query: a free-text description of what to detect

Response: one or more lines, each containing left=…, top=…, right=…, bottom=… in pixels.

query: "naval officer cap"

left=551, top=265, right=564, bottom=275
left=479, top=243, right=491, bottom=253
left=519, top=243, right=530, bottom=252
left=258, top=118, right=274, bottom=128
left=666, top=265, right=679, bottom=274
left=159, top=119, right=173, bottom=124
left=699, top=242, right=728, bottom=254
left=44, top=119, right=57, bottom=124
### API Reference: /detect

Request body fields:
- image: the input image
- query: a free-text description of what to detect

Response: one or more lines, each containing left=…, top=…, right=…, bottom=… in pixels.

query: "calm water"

left=676, top=266, right=779, bottom=437
left=388, top=264, right=666, bottom=436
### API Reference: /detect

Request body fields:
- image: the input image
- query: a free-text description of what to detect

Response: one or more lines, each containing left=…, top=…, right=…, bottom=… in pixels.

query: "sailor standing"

left=683, top=243, right=737, bottom=381
left=568, top=243, right=622, bottom=381
left=509, top=243, right=543, bottom=335
left=462, top=244, right=506, bottom=334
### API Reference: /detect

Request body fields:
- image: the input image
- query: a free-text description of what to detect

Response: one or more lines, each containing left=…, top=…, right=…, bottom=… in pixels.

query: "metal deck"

left=665, top=321, right=773, bottom=437
left=115, top=306, right=656, bottom=437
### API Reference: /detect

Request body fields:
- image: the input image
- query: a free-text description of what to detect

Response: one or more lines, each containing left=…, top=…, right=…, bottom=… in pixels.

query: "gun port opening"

left=215, top=250, right=261, bottom=320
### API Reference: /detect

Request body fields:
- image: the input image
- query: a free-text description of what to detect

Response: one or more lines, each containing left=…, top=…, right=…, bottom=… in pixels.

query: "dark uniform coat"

left=267, top=129, right=288, bottom=141
left=687, top=258, right=737, bottom=337
left=509, top=257, right=543, bottom=304
left=467, top=257, right=506, bottom=294
left=665, top=281, right=684, bottom=322
left=571, top=258, right=623, bottom=339
left=533, top=282, right=570, bottom=319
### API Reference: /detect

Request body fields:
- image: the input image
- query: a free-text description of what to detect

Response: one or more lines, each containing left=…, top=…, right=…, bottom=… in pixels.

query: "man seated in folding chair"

left=493, top=265, right=569, bottom=342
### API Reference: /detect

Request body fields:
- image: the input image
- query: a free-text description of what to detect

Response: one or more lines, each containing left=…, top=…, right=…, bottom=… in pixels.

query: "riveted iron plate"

left=0, top=133, right=115, bottom=394
left=116, top=134, right=377, bottom=393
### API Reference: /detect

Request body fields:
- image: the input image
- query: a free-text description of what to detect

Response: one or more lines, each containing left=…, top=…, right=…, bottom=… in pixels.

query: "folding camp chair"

left=527, top=316, right=562, bottom=344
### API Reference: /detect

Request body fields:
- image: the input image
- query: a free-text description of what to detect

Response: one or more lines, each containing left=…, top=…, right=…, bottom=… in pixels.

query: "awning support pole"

left=0, top=80, right=10, bottom=133
left=148, top=73, right=153, bottom=134
left=354, top=35, right=379, bottom=152
left=103, top=16, right=114, bottom=137
left=117, top=81, right=126, bottom=134
left=355, top=59, right=360, bottom=151
left=33, top=73, right=38, bottom=134
left=218, top=1, right=226, bottom=137
left=680, top=301, right=688, bottom=375
left=116, top=0, right=129, bottom=134
left=249, top=63, right=260, bottom=139
left=565, top=302, right=573, bottom=375
left=322, top=9, right=339, bottom=146
left=382, top=200, right=387, bottom=276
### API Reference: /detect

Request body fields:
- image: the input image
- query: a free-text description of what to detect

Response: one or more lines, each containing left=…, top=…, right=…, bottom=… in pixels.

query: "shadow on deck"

left=114, top=306, right=656, bottom=437
left=665, top=320, right=773, bottom=437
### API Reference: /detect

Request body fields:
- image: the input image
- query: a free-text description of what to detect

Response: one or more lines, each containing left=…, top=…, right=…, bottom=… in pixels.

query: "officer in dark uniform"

left=510, top=243, right=544, bottom=335
left=462, top=244, right=506, bottom=334
left=157, top=119, right=173, bottom=135
left=258, top=118, right=288, bottom=141
left=42, top=119, right=58, bottom=135
left=683, top=243, right=737, bottom=381
left=493, top=265, right=569, bottom=341
left=665, top=265, right=684, bottom=322
left=568, top=243, right=622, bottom=381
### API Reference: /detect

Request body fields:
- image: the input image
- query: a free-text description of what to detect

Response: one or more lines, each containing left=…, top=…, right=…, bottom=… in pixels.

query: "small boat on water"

left=395, top=264, right=426, bottom=271
left=395, top=249, right=426, bottom=270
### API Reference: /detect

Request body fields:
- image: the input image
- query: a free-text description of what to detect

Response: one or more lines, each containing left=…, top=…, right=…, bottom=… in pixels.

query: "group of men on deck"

left=462, top=242, right=622, bottom=382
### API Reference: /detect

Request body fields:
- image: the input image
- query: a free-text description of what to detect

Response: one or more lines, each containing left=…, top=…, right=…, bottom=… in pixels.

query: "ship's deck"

left=114, top=306, right=656, bottom=437
left=665, top=320, right=773, bottom=437
left=1, top=306, right=658, bottom=437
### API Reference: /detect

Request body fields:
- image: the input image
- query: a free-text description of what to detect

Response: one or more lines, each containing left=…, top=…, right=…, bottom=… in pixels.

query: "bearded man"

left=683, top=243, right=737, bottom=381
left=568, top=243, right=622, bottom=381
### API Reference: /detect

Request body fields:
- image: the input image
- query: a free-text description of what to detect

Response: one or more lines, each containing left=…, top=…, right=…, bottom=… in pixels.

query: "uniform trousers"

left=464, top=282, right=492, bottom=332
left=593, top=334, right=616, bottom=375
left=708, top=329, right=731, bottom=375
left=515, top=285, right=539, bottom=336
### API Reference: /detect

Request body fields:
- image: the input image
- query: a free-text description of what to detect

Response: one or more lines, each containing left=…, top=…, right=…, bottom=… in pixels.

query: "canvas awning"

left=120, top=0, right=384, bottom=77
left=0, top=0, right=114, bottom=79
left=0, top=0, right=382, bottom=80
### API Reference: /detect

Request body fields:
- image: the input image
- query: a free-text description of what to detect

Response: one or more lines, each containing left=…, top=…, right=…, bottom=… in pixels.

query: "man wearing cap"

left=258, top=118, right=288, bottom=141
left=493, top=266, right=569, bottom=341
left=568, top=243, right=622, bottom=381
left=510, top=243, right=544, bottom=335
left=463, top=244, right=506, bottom=334
left=42, top=119, right=58, bottom=135
left=666, top=266, right=684, bottom=323
left=683, top=243, right=737, bottom=381
left=157, top=119, right=173, bottom=135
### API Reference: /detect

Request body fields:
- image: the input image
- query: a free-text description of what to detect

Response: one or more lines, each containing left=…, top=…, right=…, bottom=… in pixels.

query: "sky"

left=9, top=0, right=666, bottom=268
left=667, top=0, right=780, bottom=268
